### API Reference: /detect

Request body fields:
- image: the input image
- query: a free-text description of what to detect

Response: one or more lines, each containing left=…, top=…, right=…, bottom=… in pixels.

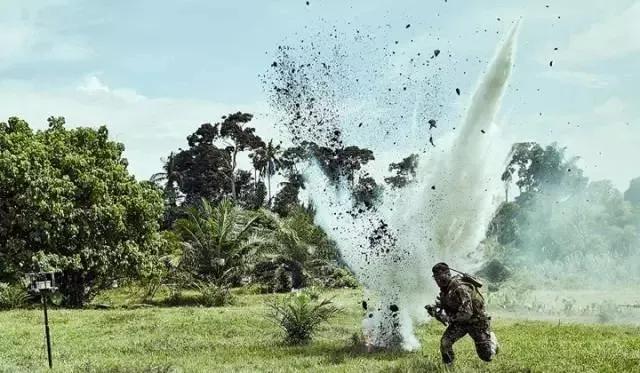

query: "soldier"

left=425, top=262, right=499, bottom=366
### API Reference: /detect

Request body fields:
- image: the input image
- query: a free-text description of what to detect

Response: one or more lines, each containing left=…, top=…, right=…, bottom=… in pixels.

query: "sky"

left=1, top=0, right=639, bottom=190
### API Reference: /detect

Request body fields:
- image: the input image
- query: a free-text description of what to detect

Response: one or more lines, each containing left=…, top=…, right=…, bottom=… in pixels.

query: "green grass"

left=1, top=288, right=639, bottom=372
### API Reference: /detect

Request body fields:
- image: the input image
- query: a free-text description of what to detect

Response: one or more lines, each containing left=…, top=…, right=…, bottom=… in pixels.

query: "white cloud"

left=0, top=78, right=276, bottom=181
left=78, top=75, right=110, bottom=93
left=77, top=75, right=146, bottom=102
left=559, top=2, right=640, bottom=66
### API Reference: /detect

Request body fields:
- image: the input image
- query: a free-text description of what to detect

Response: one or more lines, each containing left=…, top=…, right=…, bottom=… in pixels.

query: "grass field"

left=1, top=288, right=639, bottom=373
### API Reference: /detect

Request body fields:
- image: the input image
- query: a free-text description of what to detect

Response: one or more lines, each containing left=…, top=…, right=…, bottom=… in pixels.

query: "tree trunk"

left=231, top=148, right=238, bottom=200
left=60, top=271, right=87, bottom=308
left=267, top=172, right=272, bottom=206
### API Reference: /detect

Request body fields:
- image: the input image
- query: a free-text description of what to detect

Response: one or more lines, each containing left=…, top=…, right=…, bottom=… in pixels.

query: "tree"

left=251, top=139, right=283, bottom=205
left=239, top=180, right=267, bottom=210
left=384, top=154, right=419, bottom=189
left=501, top=142, right=587, bottom=204
left=305, top=143, right=375, bottom=185
left=486, top=202, right=520, bottom=246
left=151, top=152, right=184, bottom=229
left=273, top=173, right=305, bottom=217
left=171, top=112, right=265, bottom=204
left=151, top=151, right=182, bottom=199
left=271, top=146, right=310, bottom=216
left=219, top=113, right=266, bottom=200
left=236, top=170, right=266, bottom=210
left=0, top=117, right=163, bottom=306
left=488, top=142, right=589, bottom=259
left=252, top=207, right=340, bottom=291
left=173, top=124, right=232, bottom=204
left=624, top=177, right=640, bottom=206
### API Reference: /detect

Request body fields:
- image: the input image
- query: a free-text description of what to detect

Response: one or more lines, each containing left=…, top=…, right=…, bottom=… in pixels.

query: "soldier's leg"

left=440, top=323, right=468, bottom=365
left=468, top=319, right=497, bottom=362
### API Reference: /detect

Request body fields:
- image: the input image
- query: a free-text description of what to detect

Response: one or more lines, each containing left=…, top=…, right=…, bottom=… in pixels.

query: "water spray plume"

left=304, top=21, right=520, bottom=350
left=428, top=20, right=520, bottom=264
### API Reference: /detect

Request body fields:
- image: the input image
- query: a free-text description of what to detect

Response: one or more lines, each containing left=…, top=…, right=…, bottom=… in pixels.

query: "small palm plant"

left=176, top=198, right=266, bottom=286
left=266, top=290, right=340, bottom=345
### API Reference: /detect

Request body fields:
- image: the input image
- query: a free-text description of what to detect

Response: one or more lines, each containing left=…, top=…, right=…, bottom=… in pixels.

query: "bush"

left=252, top=256, right=305, bottom=292
left=306, top=260, right=359, bottom=288
left=140, top=231, right=184, bottom=302
left=233, top=283, right=271, bottom=295
left=195, top=282, right=233, bottom=307
left=273, top=265, right=293, bottom=293
left=0, top=283, right=29, bottom=310
left=475, top=259, right=512, bottom=284
left=266, top=291, right=340, bottom=344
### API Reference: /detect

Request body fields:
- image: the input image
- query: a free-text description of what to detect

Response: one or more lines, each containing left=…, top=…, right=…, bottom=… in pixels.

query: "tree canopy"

left=172, top=113, right=265, bottom=205
left=0, top=117, right=163, bottom=306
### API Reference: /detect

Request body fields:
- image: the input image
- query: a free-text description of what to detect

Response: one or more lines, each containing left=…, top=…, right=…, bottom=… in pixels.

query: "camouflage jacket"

left=438, top=276, right=487, bottom=323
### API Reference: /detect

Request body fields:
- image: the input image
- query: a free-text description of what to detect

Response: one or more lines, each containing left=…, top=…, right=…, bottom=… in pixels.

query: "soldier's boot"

left=490, top=331, right=500, bottom=356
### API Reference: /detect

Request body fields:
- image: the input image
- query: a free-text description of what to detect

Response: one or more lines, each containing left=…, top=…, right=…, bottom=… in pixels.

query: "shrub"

left=475, top=259, right=512, bottom=284
left=273, top=264, right=293, bottom=293
left=252, top=256, right=305, bottom=292
left=140, top=231, right=184, bottom=302
left=234, top=283, right=271, bottom=295
left=306, top=260, right=359, bottom=289
left=195, top=282, right=233, bottom=307
left=266, top=291, right=340, bottom=344
left=0, top=283, right=29, bottom=310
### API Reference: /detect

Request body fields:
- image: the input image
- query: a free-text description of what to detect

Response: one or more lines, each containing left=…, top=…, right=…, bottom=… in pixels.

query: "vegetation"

left=2, top=112, right=640, bottom=372
left=0, top=117, right=163, bottom=307
left=0, top=113, right=361, bottom=310
left=1, top=288, right=639, bottom=372
left=484, top=141, right=640, bottom=289
left=0, top=282, right=29, bottom=310
left=175, top=198, right=263, bottom=286
left=266, top=289, right=340, bottom=344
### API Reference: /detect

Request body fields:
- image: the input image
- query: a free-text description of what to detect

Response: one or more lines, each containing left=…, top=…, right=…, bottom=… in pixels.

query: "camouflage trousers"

left=440, top=318, right=496, bottom=364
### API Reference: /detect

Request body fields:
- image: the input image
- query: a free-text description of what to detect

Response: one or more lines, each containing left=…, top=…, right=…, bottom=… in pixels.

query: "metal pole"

left=42, top=292, right=53, bottom=369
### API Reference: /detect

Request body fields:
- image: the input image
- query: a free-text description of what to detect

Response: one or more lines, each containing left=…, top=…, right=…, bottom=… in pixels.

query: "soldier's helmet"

left=432, top=262, right=450, bottom=276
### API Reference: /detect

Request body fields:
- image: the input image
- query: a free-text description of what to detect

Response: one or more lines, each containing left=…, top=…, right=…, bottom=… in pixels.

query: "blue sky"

left=1, top=0, right=639, bottom=189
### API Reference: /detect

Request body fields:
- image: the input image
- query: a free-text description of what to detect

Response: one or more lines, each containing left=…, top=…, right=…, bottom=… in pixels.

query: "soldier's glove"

left=425, top=305, right=449, bottom=326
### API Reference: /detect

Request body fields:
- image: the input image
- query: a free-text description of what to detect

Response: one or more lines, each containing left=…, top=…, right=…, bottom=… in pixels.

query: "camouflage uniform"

left=438, top=276, right=495, bottom=364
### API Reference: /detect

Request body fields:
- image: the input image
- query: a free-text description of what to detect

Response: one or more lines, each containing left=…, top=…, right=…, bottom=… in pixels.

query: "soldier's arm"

left=449, top=286, right=473, bottom=323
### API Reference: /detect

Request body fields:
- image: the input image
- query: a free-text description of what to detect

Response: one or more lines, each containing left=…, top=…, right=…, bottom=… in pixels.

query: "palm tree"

left=151, top=152, right=182, bottom=205
left=256, top=209, right=318, bottom=264
left=252, top=140, right=282, bottom=206
left=175, top=198, right=266, bottom=285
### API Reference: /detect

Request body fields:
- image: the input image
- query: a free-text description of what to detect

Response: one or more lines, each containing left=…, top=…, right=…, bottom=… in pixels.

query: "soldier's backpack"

left=452, top=275, right=486, bottom=316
